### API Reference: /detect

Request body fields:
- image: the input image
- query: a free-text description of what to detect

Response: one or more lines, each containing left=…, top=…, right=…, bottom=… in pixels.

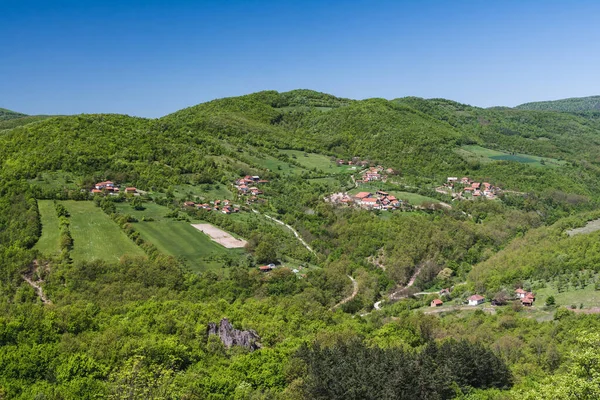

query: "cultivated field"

left=191, top=224, right=248, bottom=248
left=34, top=200, right=61, bottom=256
left=457, top=145, right=566, bottom=168
left=62, top=201, right=146, bottom=262
left=115, top=202, right=246, bottom=272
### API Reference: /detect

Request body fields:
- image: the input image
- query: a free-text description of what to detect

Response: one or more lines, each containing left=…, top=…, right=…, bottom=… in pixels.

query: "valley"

left=3, top=90, right=600, bottom=398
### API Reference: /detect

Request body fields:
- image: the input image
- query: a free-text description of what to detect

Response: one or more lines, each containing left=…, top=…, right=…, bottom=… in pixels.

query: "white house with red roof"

left=468, top=294, right=485, bottom=306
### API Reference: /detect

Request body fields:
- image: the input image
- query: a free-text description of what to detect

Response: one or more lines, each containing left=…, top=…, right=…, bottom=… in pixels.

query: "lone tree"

left=546, top=295, right=556, bottom=306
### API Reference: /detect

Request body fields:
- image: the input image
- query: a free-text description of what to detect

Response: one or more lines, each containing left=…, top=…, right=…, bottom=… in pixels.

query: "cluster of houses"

left=183, top=199, right=240, bottom=214
left=234, top=175, right=269, bottom=204
left=356, top=166, right=396, bottom=183
left=443, top=177, right=499, bottom=200
left=328, top=190, right=403, bottom=211
left=430, top=288, right=536, bottom=308
left=515, top=288, right=536, bottom=306
left=91, top=181, right=137, bottom=196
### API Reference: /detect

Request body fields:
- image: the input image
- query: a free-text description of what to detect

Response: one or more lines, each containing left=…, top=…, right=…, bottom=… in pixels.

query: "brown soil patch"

left=191, top=224, right=247, bottom=248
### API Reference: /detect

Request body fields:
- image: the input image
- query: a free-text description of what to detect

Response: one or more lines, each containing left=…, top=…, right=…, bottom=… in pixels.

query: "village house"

left=125, top=187, right=137, bottom=194
left=515, top=288, right=527, bottom=299
left=431, top=299, right=443, bottom=307
left=183, top=201, right=195, bottom=207
left=468, top=295, right=485, bottom=306
left=258, top=265, right=273, bottom=272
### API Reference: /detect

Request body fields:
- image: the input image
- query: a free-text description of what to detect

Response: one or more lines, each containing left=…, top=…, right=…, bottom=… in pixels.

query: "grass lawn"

left=280, top=150, right=354, bottom=173
left=116, top=202, right=246, bottom=273
left=457, top=145, right=566, bottom=168
left=34, top=200, right=61, bottom=256
left=244, top=153, right=307, bottom=176
left=532, top=283, right=600, bottom=310
left=62, top=201, right=146, bottom=263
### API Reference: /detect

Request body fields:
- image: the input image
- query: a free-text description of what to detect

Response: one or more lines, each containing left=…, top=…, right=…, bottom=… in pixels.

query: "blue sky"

left=2, top=0, right=599, bottom=117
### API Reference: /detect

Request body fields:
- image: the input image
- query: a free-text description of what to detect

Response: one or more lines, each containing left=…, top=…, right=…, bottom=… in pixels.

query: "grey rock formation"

left=207, top=318, right=261, bottom=351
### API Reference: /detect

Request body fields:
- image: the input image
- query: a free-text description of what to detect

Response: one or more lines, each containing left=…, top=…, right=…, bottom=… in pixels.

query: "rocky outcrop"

left=207, top=318, right=261, bottom=351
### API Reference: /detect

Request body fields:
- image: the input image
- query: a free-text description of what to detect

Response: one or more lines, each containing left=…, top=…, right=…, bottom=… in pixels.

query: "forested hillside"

left=0, top=107, right=27, bottom=121
left=516, top=95, right=600, bottom=112
left=3, top=90, right=600, bottom=398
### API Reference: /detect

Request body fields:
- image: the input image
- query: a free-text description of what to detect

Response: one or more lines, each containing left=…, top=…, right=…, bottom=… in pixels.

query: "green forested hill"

left=0, top=107, right=27, bottom=121
left=516, top=95, right=600, bottom=112
left=4, top=90, right=600, bottom=398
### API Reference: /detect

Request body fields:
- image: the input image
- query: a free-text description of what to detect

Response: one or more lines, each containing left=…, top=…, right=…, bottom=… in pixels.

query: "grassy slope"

left=34, top=200, right=61, bottom=256
left=116, top=202, right=244, bottom=272
left=62, top=200, right=146, bottom=262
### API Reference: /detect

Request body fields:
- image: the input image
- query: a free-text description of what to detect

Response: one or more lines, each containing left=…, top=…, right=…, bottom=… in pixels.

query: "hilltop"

left=516, top=95, right=600, bottom=112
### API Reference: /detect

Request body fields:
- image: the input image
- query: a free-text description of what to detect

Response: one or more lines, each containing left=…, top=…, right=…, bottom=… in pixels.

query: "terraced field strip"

left=34, top=200, right=61, bottom=256
left=62, top=201, right=146, bottom=262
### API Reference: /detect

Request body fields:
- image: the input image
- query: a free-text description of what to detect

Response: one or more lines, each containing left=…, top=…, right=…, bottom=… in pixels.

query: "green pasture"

left=62, top=201, right=146, bottom=262
left=457, top=145, right=566, bottom=167
left=34, top=200, right=61, bottom=256
left=116, top=202, right=245, bottom=273
left=280, top=150, right=355, bottom=173
left=169, top=183, right=234, bottom=201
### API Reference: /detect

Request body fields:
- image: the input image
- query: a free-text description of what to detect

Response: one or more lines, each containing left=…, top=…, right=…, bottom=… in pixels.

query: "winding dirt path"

left=332, top=275, right=359, bottom=310
left=253, top=209, right=315, bottom=254
left=22, top=260, right=52, bottom=305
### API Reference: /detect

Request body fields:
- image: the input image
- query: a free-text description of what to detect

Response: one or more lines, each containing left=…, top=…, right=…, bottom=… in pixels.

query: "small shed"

left=431, top=299, right=443, bottom=307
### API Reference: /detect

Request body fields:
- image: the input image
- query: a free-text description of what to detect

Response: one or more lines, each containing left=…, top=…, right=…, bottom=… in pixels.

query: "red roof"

left=469, top=295, right=485, bottom=301
left=515, top=288, right=526, bottom=294
left=259, top=266, right=272, bottom=271
left=472, top=182, right=481, bottom=189
left=362, top=198, right=378, bottom=203
left=431, top=299, right=443, bottom=306
left=354, top=192, right=371, bottom=199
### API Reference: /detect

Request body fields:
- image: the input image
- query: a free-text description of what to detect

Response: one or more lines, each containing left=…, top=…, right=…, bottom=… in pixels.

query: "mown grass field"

left=457, top=145, right=566, bottom=167
left=116, top=202, right=246, bottom=272
left=34, top=200, right=61, bottom=256
left=62, top=201, right=146, bottom=263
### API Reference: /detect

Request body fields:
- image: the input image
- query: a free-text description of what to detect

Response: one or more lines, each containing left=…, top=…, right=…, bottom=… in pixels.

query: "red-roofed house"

left=431, top=299, right=443, bottom=307
left=125, top=187, right=137, bottom=194
left=515, top=288, right=527, bottom=298
left=468, top=295, right=485, bottom=306
left=259, top=265, right=273, bottom=272
left=354, top=192, right=372, bottom=200
left=472, top=182, right=481, bottom=190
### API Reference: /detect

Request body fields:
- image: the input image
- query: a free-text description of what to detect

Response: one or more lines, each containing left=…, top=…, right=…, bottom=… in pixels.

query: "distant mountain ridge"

left=516, top=95, right=600, bottom=112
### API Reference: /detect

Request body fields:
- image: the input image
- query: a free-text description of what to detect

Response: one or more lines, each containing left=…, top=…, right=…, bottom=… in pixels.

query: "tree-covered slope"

left=516, top=95, right=600, bottom=112
left=0, top=107, right=27, bottom=121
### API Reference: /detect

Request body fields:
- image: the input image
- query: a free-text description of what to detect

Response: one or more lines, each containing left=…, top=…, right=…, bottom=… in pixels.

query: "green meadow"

left=280, top=150, right=355, bottom=173
left=457, top=145, right=566, bottom=167
left=62, top=201, right=146, bottom=263
left=34, top=200, right=62, bottom=256
left=116, top=202, right=245, bottom=273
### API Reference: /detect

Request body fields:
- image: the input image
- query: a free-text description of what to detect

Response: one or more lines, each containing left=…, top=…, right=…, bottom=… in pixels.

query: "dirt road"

left=332, top=275, right=358, bottom=310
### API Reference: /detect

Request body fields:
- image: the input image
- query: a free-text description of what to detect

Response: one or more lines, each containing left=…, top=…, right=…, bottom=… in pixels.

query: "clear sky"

left=2, top=0, right=599, bottom=117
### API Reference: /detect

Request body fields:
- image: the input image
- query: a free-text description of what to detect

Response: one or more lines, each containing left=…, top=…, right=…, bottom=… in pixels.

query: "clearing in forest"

left=566, top=219, right=600, bottom=236
left=191, top=223, right=248, bottom=248
left=34, top=200, right=61, bottom=256
left=457, top=145, right=566, bottom=167
left=115, top=202, right=245, bottom=272
left=62, top=201, right=146, bottom=262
